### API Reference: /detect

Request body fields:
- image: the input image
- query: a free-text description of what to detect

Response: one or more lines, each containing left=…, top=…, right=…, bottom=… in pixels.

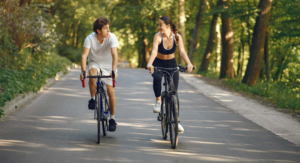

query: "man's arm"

left=80, top=47, right=90, bottom=80
left=111, top=47, right=118, bottom=78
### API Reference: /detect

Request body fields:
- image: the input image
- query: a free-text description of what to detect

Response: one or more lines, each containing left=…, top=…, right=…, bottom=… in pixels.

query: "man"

left=80, top=17, right=119, bottom=132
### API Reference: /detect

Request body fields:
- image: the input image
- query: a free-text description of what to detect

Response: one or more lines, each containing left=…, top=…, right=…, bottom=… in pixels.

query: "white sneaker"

left=178, top=123, right=184, bottom=133
left=153, top=101, right=161, bottom=113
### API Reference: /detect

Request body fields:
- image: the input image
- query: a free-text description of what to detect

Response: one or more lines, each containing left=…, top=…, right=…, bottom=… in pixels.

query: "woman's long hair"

left=160, top=16, right=179, bottom=44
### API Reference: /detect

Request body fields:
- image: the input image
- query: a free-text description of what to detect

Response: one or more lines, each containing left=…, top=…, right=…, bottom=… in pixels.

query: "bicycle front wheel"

left=161, top=92, right=168, bottom=139
left=169, top=95, right=179, bottom=149
left=97, top=93, right=101, bottom=144
left=102, top=92, right=108, bottom=136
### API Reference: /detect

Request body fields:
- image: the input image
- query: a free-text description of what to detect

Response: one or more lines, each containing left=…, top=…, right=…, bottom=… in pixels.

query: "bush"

left=0, top=52, right=71, bottom=108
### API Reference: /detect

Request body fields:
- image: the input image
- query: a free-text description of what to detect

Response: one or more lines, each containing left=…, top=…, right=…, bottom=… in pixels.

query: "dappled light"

left=189, top=141, right=225, bottom=145
left=79, top=157, right=137, bottom=162
left=0, top=139, right=45, bottom=148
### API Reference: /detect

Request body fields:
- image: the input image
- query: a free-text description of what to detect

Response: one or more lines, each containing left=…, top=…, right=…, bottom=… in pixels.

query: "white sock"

left=92, top=96, right=95, bottom=100
left=110, top=115, right=115, bottom=119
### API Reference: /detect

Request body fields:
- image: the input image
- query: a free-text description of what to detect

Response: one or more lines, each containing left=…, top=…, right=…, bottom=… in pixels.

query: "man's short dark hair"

left=93, top=17, right=110, bottom=34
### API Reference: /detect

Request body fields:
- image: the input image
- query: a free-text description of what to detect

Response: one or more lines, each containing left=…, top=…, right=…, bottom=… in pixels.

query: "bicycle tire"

left=169, top=95, right=179, bottom=149
left=161, top=92, right=168, bottom=139
left=102, top=92, right=108, bottom=136
left=97, top=93, right=101, bottom=144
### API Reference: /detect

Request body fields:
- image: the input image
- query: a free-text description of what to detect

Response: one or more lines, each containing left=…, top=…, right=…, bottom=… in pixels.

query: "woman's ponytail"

left=172, top=23, right=179, bottom=44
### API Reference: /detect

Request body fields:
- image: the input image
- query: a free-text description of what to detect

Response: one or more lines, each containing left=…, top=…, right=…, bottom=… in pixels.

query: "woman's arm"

left=177, top=34, right=194, bottom=72
left=147, top=34, right=160, bottom=74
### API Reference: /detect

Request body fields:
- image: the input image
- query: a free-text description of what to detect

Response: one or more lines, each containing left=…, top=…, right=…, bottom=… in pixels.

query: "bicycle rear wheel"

left=161, top=92, right=168, bottom=139
left=102, top=92, right=108, bottom=136
left=169, top=95, right=179, bottom=149
left=97, top=93, right=101, bottom=144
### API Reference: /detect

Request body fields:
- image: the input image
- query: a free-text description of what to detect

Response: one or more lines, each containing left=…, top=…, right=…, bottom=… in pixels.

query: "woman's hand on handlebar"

left=187, top=64, right=194, bottom=73
left=147, top=64, right=154, bottom=74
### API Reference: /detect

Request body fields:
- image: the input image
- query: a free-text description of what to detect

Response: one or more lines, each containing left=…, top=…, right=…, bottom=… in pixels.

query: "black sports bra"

left=158, top=33, right=177, bottom=55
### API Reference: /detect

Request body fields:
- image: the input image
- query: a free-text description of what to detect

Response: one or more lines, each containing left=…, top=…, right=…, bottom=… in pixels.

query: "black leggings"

left=152, top=58, right=179, bottom=97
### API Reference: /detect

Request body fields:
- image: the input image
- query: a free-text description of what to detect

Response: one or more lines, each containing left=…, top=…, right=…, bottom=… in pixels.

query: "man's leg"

left=106, top=84, right=116, bottom=116
left=107, top=84, right=117, bottom=131
left=88, top=68, right=97, bottom=109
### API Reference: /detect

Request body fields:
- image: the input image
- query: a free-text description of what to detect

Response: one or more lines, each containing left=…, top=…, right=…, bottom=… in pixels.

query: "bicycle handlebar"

left=82, top=70, right=116, bottom=88
left=145, top=65, right=195, bottom=72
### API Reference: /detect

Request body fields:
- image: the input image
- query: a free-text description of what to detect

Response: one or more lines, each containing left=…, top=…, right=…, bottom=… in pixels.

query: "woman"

left=147, top=16, right=193, bottom=133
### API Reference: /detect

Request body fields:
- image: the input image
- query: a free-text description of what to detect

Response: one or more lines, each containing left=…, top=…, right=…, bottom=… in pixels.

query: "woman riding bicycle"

left=147, top=16, right=194, bottom=133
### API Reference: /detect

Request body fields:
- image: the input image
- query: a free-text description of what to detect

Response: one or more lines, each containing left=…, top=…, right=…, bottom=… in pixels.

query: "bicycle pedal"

left=157, top=116, right=161, bottom=121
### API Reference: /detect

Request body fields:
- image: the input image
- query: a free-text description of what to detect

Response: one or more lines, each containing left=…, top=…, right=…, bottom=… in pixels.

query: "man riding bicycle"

left=80, top=17, right=119, bottom=132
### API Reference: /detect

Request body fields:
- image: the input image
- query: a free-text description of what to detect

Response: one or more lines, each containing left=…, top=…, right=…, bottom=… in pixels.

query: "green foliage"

left=0, top=109, right=3, bottom=117
left=224, top=78, right=300, bottom=111
left=0, top=51, right=71, bottom=108
left=0, top=0, right=72, bottom=112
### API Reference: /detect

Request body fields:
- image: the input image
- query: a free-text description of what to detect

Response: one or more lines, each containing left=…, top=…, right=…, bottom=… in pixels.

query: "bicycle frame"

left=94, top=77, right=110, bottom=120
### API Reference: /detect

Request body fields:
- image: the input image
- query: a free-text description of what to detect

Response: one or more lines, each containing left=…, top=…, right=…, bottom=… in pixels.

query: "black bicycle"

left=146, top=65, right=193, bottom=149
left=82, top=70, right=115, bottom=144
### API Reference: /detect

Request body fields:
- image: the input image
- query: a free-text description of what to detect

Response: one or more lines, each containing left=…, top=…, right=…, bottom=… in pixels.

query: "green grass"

left=223, top=78, right=300, bottom=111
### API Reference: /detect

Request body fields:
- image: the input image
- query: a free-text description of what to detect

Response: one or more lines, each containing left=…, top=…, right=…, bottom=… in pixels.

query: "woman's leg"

left=173, top=71, right=179, bottom=116
left=152, top=71, right=163, bottom=113
left=152, top=71, right=163, bottom=101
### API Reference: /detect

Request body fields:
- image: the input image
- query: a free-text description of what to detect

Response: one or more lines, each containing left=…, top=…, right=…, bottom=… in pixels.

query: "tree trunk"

left=215, top=21, right=221, bottom=72
left=179, top=0, right=187, bottom=64
left=264, top=25, right=270, bottom=81
left=219, top=0, right=234, bottom=79
left=138, top=24, right=147, bottom=68
left=75, top=22, right=81, bottom=48
left=19, top=0, right=27, bottom=6
left=242, top=0, right=272, bottom=85
left=199, top=13, right=218, bottom=72
left=188, top=0, right=206, bottom=60
left=237, top=23, right=245, bottom=76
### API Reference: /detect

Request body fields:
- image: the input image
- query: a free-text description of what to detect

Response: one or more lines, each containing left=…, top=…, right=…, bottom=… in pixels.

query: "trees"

left=219, top=0, right=234, bottom=79
left=188, top=0, right=206, bottom=61
left=199, top=13, right=218, bottom=72
left=242, top=0, right=272, bottom=85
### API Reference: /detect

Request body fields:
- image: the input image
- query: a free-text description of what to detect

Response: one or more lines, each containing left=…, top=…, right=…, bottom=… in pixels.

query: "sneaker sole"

left=153, top=110, right=160, bottom=113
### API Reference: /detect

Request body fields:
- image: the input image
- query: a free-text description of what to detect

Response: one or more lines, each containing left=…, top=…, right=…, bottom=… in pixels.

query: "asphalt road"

left=0, top=68, right=300, bottom=163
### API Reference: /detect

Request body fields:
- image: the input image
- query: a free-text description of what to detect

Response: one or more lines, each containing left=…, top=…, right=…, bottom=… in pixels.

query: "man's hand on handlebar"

left=110, top=70, right=118, bottom=80
left=80, top=71, right=86, bottom=81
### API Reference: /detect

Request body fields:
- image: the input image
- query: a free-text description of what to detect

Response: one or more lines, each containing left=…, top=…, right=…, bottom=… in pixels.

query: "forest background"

left=0, top=0, right=299, bottom=117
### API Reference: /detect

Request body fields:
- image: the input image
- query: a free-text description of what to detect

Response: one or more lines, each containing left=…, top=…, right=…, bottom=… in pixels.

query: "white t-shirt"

left=83, top=32, right=119, bottom=69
